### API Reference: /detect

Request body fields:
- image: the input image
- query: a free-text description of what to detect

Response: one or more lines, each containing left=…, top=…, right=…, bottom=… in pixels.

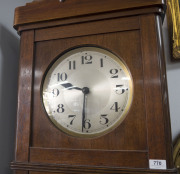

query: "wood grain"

left=30, top=147, right=148, bottom=168
left=17, top=7, right=163, bottom=33
left=11, top=162, right=178, bottom=174
left=140, top=14, right=173, bottom=167
left=12, top=0, right=176, bottom=173
left=14, top=170, right=28, bottom=174
left=35, top=16, right=139, bottom=41
left=155, top=15, right=174, bottom=168
left=32, top=30, right=147, bottom=151
left=14, top=0, right=166, bottom=29
left=15, top=30, right=34, bottom=162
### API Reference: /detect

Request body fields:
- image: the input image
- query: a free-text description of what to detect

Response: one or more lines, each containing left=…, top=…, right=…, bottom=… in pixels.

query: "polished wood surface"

left=14, top=0, right=166, bottom=29
left=11, top=162, right=177, bottom=174
left=15, top=30, right=34, bottom=162
left=30, top=148, right=148, bottom=167
left=32, top=28, right=146, bottom=151
left=14, top=171, right=28, bottom=174
left=35, top=16, right=139, bottom=41
left=17, top=7, right=163, bottom=33
left=156, top=15, right=174, bottom=168
left=30, top=25, right=148, bottom=169
left=12, top=0, right=177, bottom=173
left=140, top=14, right=170, bottom=162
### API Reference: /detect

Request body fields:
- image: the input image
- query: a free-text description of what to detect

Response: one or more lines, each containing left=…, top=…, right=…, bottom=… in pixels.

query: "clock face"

left=42, top=46, right=133, bottom=138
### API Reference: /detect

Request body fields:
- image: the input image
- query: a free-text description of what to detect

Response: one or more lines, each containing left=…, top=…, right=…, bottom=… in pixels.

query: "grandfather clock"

left=11, top=0, right=177, bottom=174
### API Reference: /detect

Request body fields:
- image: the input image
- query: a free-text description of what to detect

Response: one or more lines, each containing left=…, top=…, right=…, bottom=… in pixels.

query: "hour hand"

left=60, top=82, right=82, bottom=91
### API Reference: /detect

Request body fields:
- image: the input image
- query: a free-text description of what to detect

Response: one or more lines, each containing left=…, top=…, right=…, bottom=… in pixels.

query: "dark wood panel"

left=14, top=171, right=28, bottom=174
left=140, top=14, right=170, bottom=162
left=29, top=147, right=148, bottom=168
left=15, top=30, right=34, bottom=162
left=30, top=172, right=60, bottom=174
left=12, top=0, right=176, bottom=174
left=32, top=31, right=147, bottom=151
left=29, top=170, right=178, bottom=174
left=14, top=0, right=165, bottom=29
left=35, top=17, right=139, bottom=41
left=11, top=162, right=178, bottom=174
left=29, top=170, right=177, bottom=174
left=155, top=15, right=174, bottom=168
left=17, top=7, right=162, bottom=33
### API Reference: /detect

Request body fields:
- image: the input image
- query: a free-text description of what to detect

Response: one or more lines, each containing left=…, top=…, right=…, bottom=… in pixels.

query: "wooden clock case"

left=11, top=0, right=177, bottom=174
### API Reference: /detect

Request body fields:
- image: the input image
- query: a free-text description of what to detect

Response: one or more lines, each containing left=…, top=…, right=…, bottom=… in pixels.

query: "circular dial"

left=42, top=46, right=133, bottom=138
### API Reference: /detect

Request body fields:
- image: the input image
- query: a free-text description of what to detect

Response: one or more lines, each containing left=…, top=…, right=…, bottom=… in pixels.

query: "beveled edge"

left=11, top=161, right=178, bottom=174
left=14, top=0, right=166, bottom=31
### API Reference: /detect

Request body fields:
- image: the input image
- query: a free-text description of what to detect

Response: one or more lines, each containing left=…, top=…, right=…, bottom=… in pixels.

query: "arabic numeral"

left=83, top=119, right=91, bottom=129
left=57, top=104, right=65, bottom=113
left=115, top=85, right=126, bottom=95
left=110, top=102, right=120, bottom=112
left=154, top=161, right=162, bottom=166
left=100, top=58, right=103, bottom=67
left=57, top=72, right=67, bottom=81
left=52, top=88, right=60, bottom=97
left=110, top=69, right=118, bottom=78
left=100, top=114, right=109, bottom=125
left=82, top=55, right=93, bottom=64
left=68, top=115, right=76, bottom=125
left=69, top=61, right=76, bottom=70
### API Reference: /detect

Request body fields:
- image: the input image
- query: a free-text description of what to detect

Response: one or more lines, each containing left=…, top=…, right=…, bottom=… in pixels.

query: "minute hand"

left=82, top=93, right=86, bottom=132
left=81, top=87, right=90, bottom=132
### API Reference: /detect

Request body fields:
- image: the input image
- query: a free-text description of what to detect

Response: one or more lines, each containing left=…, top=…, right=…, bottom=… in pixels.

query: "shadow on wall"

left=0, top=24, right=19, bottom=174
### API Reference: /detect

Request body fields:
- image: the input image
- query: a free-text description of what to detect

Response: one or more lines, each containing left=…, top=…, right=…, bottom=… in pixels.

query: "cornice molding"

left=14, top=0, right=166, bottom=30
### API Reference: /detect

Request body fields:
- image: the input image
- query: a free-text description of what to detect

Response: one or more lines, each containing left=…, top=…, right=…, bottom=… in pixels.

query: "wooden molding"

left=11, top=162, right=178, bottom=174
left=14, top=0, right=166, bottom=30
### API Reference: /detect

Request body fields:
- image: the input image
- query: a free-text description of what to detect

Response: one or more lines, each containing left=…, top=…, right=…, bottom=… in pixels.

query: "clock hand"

left=82, top=87, right=89, bottom=132
left=82, top=93, right=86, bottom=132
left=60, top=82, right=82, bottom=90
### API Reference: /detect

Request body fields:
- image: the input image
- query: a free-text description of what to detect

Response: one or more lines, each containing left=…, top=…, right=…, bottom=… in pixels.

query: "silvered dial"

left=42, top=46, right=133, bottom=138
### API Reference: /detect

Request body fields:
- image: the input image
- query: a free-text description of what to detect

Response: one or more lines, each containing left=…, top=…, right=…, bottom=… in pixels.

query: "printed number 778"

left=154, top=161, right=162, bottom=166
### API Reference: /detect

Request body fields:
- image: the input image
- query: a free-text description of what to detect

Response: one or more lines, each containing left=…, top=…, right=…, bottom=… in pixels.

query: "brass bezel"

left=42, top=46, right=134, bottom=138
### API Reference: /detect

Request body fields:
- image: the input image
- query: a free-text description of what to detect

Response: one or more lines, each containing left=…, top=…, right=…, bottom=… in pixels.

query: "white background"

left=0, top=0, right=180, bottom=173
